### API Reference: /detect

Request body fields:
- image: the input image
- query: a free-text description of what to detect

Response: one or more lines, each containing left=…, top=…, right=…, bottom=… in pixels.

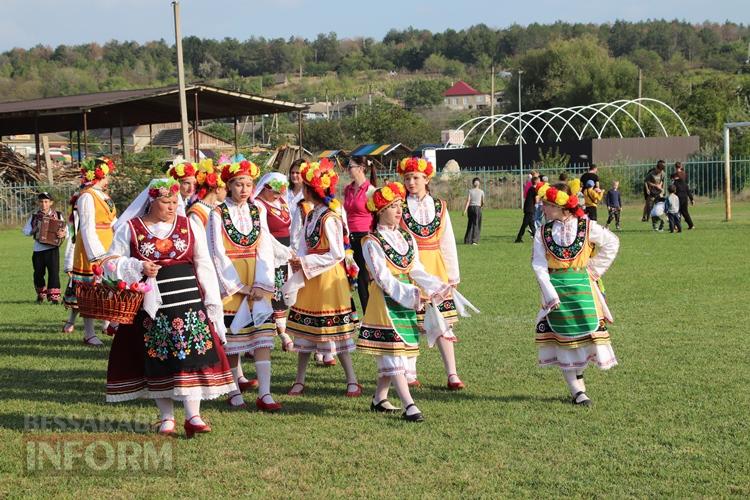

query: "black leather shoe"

left=402, top=404, right=424, bottom=422
left=370, top=399, right=400, bottom=414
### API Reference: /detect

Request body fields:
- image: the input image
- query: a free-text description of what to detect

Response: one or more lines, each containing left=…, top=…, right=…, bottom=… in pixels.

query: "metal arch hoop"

left=454, top=98, right=691, bottom=147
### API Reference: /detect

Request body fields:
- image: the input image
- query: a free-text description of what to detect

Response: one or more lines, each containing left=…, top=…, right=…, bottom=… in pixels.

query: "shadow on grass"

left=0, top=336, right=110, bottom=360
left=0, top=368, right=105, bottom=405
left=0, top=411, right=154, bottom=434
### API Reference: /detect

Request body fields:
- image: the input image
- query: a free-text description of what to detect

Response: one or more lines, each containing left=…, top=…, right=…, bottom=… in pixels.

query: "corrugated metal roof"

left=0, top=84, right=306, bottom=136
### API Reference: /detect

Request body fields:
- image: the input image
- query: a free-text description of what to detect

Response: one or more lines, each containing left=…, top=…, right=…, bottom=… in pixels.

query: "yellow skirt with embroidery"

left=287, top=263, right=356, bottom=345
left=222, top=256, right=276, bottom=355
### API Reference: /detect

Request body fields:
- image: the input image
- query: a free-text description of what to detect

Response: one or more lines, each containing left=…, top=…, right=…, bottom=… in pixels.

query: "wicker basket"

left=76, top=283, right=144, bottom=324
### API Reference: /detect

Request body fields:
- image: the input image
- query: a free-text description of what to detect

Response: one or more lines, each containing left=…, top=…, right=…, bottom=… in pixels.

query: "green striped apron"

left=384, top=273, right=420, bottom=346
left=546, top=269, right=599, bottom=335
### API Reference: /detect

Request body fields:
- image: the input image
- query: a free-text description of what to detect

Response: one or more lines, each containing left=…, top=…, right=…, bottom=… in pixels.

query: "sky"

left=1, top=0, right=748, bottom=52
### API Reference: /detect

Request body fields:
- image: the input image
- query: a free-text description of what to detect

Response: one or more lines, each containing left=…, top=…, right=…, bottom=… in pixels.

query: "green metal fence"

left=376, top=156, right=750, bottom=211
left=0, top=183, right=79, bottom=226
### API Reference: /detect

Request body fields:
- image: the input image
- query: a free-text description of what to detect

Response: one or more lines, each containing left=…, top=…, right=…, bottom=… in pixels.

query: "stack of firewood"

left=0, top=143, right=40, bottom=184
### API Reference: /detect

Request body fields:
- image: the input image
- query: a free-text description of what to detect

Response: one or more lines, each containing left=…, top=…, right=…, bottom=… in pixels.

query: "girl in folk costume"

left=253, top=172, right=295, bottom=352
left=62, top=192, right=80, bottom=333
left=104, top=179, right=235, bottom=437
left=167, top=159, right=198, bottom=205
left=287, top=159, right=337, bottom=367
left=207, top=158, right=281, bottom=412
left=284, top=158, right=362, bottom=397
left=188, top=158, right=258, bottom=392
left=72, top=157, right=117, bottom=346
left=186, top=159, right=227, bottom=231
left=398, top=157, right=465, bottom=390
left=532, top=182, right=620, bottom=406
left=358, top=182, right=452, bottom=422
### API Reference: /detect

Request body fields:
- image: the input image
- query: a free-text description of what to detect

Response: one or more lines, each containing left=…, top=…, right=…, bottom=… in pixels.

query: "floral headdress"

left=80, top=157, right=115, bottom=185
left=195, top=159, right=225, bottom=200
left=167, top=160, right=196, bottom=180
left=536, top=182, right=585, bottom=218
left=220, top=154, right=260, bottom=184
left=266, top=177, right=288, bottom=194
left=299, top=158, right=340, bottom=211
left=366, top=181, right=407, bottom=213
left=148, top=178, right=180, bottom=200
left=397, top=156, right=435, bottom=179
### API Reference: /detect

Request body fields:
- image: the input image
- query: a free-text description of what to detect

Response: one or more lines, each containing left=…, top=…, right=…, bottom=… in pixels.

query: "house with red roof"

left=442, top=81, right=491, bottom=111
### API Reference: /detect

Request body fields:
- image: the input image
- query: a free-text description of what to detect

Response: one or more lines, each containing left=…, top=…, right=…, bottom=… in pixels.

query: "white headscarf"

left=113, top=178, right=186, bottom=233
left=252, top=172, right=289, bottom=201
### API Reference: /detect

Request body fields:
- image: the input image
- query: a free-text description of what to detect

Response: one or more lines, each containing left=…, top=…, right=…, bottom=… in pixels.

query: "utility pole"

left=723, top=121, right=750, bottom=221
left=518, top=70, right=524, bottom=170
left=172, top=1, right=192, bottom=161
left=490, top=62, right=495, bottom=135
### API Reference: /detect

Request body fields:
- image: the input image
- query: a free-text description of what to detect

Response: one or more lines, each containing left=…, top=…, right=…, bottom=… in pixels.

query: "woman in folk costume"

left=532, top=182, right=619, bottom=406
left=284, top=158, right=362, bottom=397
left=253, top=172, right=296, bottom=352
left=207, top=158, right=281, bottom=412
left=398, top=157, right=465, bottom=390
left=72, top=157, right=117, bottom=346
left=358, top=182, right=452, bottom=422
left=186, top=159, right=227, bottom=231
left=103, top=178, right=235, bottom=437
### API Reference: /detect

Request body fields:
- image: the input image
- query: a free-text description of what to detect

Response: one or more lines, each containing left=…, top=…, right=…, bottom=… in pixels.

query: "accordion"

left=37, top=217, right=66, bottom=246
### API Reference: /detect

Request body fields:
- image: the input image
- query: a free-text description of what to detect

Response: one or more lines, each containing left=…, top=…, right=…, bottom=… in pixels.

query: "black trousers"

left=349, top=232, right=370, bottom=314
left=515, top=213, right=535, bottom=242
left=585, top=206, right=598, bottom=221
left=463, top=206, right=482, bottom=244
left=32, top=247, right=60, bottom=292
left=678, top=195, right=694, bottom=228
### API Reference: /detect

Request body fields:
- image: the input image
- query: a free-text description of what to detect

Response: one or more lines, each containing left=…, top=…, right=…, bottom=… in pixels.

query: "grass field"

left=1, top=203, right=748, bottom=498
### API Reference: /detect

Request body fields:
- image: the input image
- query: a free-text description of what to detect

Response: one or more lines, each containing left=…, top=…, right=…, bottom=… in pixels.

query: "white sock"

left=83, top=318, right=96, bottom=338
left=183, top=399, right=204, bottom=425
left=563, top=369, right=588, bottom=402
left=276, top=317, right=287, bottom=333
left=155, top=398, right=175, bottom=431
left=229, top=367, right=242, bottom=399
left=255, top=360, right=272, bottom=400
left=405, top=356, right=418, bottom=382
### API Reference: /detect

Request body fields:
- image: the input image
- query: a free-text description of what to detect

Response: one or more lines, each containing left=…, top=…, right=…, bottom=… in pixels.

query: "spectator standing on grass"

left=583, top=180, right=603, bottom=221
left=343, top=155, right=377, bottom=313
left=580, top=164, right=600, bottom=190
left=463, top=177, right=484, bottom=245
left=665, top=184, right=682, bottom=233
left=515, top=176, right=538, bottom=242
left=605, top=181, right=622, bottom=231
left=642, top=161, right=666, bottom=222
left=671, top=162, right=695, bottom=230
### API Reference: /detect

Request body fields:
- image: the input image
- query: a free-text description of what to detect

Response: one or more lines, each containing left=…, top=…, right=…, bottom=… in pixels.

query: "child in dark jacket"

left=605, top=181, right=622, bottom=231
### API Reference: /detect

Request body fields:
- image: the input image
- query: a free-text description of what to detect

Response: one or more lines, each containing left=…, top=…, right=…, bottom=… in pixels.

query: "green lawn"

left=1, top=203, right=748, bottom=498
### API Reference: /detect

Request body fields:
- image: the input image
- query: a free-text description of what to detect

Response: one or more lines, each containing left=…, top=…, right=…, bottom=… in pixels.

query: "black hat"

left=37, top=192, right=53, bottom=201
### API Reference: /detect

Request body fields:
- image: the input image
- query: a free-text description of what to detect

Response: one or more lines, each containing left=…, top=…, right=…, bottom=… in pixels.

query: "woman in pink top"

left=343, top=156, right=377, bottom=312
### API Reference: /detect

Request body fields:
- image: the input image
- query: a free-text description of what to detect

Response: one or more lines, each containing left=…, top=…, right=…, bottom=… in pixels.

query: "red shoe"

left=323, top=358, right=337, bottom=367
left=408, top=379, right=422, bottom=389
left=345, top=382, right=362, bottom=398
left=287, top=382, right=305, bottom=396
left=227, top=394, right=247, bottom=409
left=256, top=394, right=282, bottom=412
left=104, top=324, right=118, bottom=336
left=62, top=321, right=75, bottom=334
left=184, top=416, right=211, bottom=438
left=447, top=374, right=465, bottom=391
left=238, top=378, right=259, bottom=392
left=153, top=418, right=177, bottom=438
